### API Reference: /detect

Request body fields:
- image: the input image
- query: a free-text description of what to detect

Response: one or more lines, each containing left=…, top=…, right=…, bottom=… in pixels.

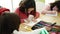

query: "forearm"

left=41, top=10, right=56, bottom=14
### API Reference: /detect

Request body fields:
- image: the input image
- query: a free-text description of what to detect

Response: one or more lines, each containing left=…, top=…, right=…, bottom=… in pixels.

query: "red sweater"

left=0, top=8, right=10, bottom=15
left=15, top=8, right=40, bottom=23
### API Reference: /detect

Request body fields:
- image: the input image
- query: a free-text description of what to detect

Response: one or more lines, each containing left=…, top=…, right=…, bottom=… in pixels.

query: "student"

left=42, top=1, right=60, bottom=16
left=0, top=13, right=20, bottom=34
left=41, top=1, right=60, bottom=14
left=0, top=6, right=10, bottom=15
left=41, top=1, right=60, bottom=33
left=15, top=0, right=40, bottom=23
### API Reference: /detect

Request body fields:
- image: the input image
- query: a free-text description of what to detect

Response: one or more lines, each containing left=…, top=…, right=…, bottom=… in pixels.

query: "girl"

left=15, top=0, right=40, bottom=23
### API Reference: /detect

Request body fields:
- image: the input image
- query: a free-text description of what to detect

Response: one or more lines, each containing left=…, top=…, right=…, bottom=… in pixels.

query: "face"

left=53, top=6, right=58, bottom=11
left=28, top=8, right=34, bottom=13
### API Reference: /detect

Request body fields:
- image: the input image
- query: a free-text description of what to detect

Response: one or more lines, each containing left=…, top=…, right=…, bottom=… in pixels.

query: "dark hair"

left=50, top=1, right=60, bottom=12
left=19, top=0, right=36, bottom=17
left=0, top=13, right=20, bottom=34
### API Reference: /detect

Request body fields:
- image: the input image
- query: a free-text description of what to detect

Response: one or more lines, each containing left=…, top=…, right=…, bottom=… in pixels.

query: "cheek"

left=31, top=8, right=34, bottom=11
left=54, top=8, right=58, bottom=10
left=53, top=7, right=58, bottom=11
left=28, top=8, right=34, bottom=11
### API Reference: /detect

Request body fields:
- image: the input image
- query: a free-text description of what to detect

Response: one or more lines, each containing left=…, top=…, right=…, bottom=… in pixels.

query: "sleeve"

left=0, top=8, right=10, bottom=15
left=15, top=8, right=24, bottom=23
left=41, top=5, right=51, bottom=14
left=15, top=8, right=20, bottom=16
left=35, top=12, right=40, bottom=19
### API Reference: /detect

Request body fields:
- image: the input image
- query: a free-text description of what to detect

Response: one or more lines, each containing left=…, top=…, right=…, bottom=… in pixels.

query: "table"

left=19, top=13, right=60, bottom=32
left=40, top=13, right=60, bottom=25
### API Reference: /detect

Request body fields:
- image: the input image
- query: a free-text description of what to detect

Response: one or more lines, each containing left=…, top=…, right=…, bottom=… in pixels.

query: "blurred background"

left=0, top=0, right=58, bottom=12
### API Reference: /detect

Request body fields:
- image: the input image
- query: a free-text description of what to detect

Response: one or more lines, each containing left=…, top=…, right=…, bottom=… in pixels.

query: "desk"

left=19, top=13, right=60, bottom=32
left=19, top=23, right=32, bottom=32
left=40, top=13, right=60, bottom=25
left=19, top=19, right=41, bottom=32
